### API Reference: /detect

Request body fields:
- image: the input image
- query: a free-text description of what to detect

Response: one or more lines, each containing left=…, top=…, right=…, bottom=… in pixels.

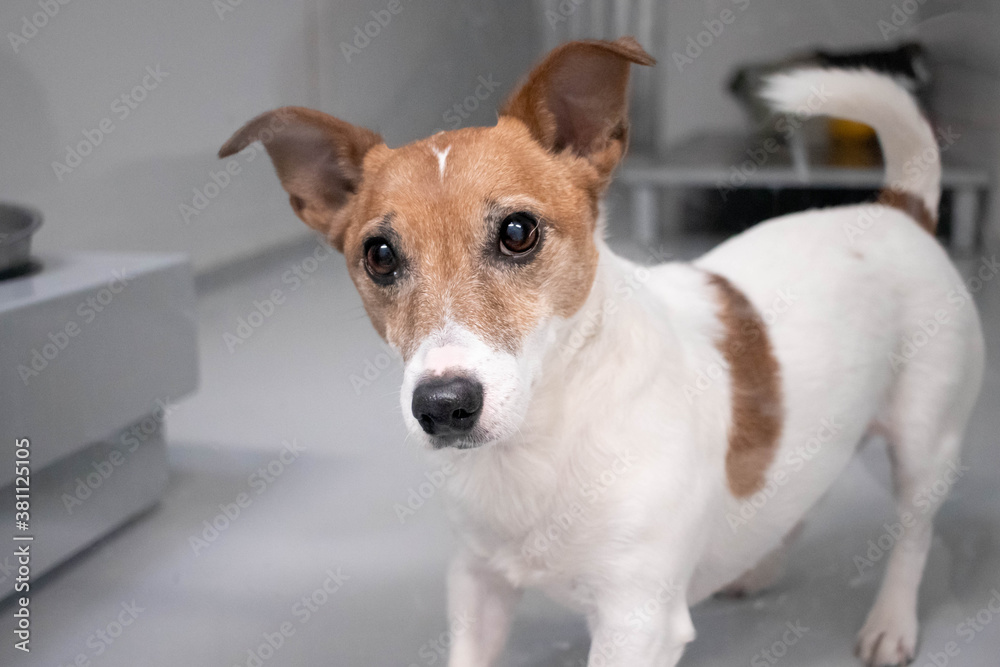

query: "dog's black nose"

left=411, top=375, right=483, bottom=437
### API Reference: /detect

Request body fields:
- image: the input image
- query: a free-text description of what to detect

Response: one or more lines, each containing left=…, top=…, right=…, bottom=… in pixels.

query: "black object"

left=411, top=375, right=484, bottom=437
left=0, top=203, right=43, bottom=280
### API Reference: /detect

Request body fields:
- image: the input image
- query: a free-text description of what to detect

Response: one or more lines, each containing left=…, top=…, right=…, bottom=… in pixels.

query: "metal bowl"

left=0, top=203, right=43, bottom=277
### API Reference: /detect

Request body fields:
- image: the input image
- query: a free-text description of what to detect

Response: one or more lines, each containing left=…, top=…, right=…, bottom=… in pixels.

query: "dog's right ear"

left=501, top=36, right=654, bottom=184
left=219, top=107, right=383, bottom=251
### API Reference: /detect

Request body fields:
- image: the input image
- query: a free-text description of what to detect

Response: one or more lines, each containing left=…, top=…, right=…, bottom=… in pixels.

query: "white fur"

left=404, top=71, right=984, bottom=666
left=400, top=321, right=551, bottom=448
left=762, top=68, right=942, bottom=214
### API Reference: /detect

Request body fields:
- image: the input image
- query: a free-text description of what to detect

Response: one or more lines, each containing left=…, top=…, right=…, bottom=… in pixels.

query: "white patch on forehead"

left=430, top=144, right=451, bottom=182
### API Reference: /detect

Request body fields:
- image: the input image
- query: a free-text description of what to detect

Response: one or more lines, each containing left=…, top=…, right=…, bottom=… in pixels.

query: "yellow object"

left=828, top=118, right=876, bottom=142
left=828, top=118, right=879, bottom=167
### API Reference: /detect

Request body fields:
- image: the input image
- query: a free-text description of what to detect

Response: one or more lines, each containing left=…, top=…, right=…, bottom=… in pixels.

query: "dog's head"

left=220, top=38, right=653, bottom=450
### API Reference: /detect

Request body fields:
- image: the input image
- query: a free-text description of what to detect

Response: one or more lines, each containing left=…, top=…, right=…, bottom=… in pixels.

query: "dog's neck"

left=451, top=241, right=673, bottom=454
left=433, top=243, right=682, bottom=542
left=557, top=241, right=635, bottom=346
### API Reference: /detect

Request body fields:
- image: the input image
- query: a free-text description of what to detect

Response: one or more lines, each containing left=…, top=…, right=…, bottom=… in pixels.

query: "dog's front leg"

left=447, top=550, right=521, bottom=667
left=586, top=588, right=695, bottom=667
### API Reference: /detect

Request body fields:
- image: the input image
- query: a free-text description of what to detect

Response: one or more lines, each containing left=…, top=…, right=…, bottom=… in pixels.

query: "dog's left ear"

left=501, top=36, right=655, bottom=181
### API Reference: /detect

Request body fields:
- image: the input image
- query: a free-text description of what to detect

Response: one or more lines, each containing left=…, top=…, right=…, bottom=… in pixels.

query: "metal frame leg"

left=633, top=185, right=658, bottom=245
left=952, top=187, right=980, bottom=253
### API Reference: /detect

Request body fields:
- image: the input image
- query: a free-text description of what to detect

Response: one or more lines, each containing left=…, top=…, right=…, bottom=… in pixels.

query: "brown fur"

left=877, top=188, right=937, bottom=234
left=706, top=272, right=784, bottom=498
left=218, top=106, right=383, bottom=250
left=501, top=37, right=655, bottom=188
left=342, top=120, right=603, bottom=359
left=219, top=38, right=654, bottom=361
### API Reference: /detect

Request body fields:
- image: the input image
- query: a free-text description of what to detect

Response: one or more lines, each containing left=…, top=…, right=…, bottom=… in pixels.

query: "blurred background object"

left=0, top=204, right=42, bottom=279
left=728, top=42, right=931, bottom=133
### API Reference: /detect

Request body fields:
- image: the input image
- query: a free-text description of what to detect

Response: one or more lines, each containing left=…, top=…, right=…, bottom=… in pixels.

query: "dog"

left=220, top=37, right=984, bottom=667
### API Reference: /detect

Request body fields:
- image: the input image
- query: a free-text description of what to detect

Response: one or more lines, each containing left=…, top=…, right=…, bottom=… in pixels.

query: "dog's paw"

left=854, top=606, right=918, bottom=667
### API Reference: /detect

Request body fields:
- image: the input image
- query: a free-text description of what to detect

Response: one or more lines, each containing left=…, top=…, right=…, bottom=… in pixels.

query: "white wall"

left=538, top=0, right=997, bottom=241
left=651, top=0, right=999, bottom=240
left=1, top=0, right=539, bottom=272
left=5, top=0, right=995, bottom=262
left=917, top=0, right=1000, bottom=244
left=536, top=0, right=944, bottom=148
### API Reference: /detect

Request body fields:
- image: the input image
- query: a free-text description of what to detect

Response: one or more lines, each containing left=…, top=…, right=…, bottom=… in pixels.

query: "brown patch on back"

left=877, top=188, right=937, bottom=234
left=706, top=272, right=784, bottom=498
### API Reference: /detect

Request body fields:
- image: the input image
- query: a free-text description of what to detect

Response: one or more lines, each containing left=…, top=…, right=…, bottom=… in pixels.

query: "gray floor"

left=3, top=214, right=999, bottom=666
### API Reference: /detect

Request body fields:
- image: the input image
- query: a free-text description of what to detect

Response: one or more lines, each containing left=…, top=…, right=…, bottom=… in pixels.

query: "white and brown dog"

left=221, top=38, right=984, bottom=667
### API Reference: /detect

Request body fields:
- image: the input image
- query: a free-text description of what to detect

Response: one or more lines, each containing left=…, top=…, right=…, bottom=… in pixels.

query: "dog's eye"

left=499, top=212, right=539, bottom=257
left=364, top=237, right=398, bottom=283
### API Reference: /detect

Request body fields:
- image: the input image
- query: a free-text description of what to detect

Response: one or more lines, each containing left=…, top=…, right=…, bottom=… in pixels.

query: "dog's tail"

left=762, top=68, right=940, bottom=232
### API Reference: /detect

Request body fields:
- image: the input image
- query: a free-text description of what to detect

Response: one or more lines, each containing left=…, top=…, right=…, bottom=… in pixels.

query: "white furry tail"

left=762, top=68, right=940, bottom=222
